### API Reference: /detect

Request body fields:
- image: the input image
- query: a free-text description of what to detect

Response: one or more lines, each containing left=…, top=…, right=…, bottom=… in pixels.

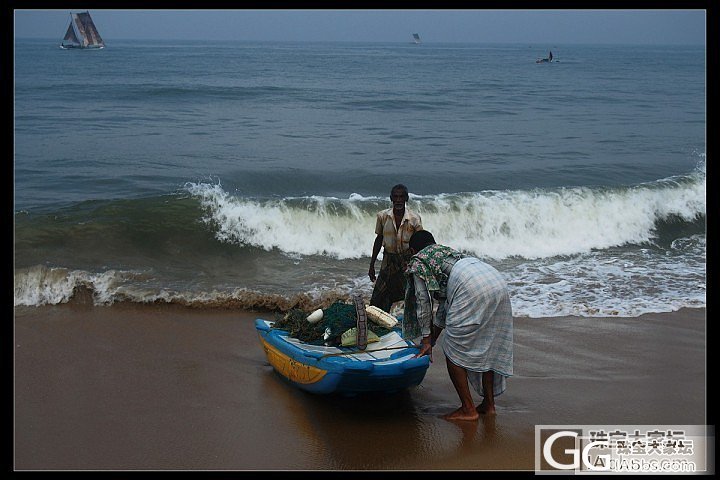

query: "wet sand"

left=14, top=303, right=707, bottom=471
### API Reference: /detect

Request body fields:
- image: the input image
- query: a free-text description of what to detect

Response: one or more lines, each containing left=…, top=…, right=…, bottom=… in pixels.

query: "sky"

left=13, top=9, right=707, bottom=45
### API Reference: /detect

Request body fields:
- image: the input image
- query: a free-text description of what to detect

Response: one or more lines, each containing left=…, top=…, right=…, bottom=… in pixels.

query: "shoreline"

left=14, top=303, right=707, bottom=470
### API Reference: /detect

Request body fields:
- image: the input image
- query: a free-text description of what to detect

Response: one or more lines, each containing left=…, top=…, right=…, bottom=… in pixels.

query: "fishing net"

left=272, top=301, right=394, bottom=346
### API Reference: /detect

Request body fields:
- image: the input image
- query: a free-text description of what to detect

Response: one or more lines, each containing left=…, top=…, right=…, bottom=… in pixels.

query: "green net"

left=272, top=301, right=394, bottom=346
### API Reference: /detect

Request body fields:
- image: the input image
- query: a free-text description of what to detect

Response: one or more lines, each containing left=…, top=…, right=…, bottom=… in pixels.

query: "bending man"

left=406, top=230, right=513, bottom=420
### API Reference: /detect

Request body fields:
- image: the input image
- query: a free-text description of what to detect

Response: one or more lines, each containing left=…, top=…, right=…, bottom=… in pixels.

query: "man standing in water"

left=368, top=184, right=423, bottom=313
left=406, top=230, right=513, bottom=420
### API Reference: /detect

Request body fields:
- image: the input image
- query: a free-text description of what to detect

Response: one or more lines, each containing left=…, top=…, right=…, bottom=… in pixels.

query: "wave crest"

left=185, top=167, right=705, bottom=260
left=14, top=265, right=357, bottom=311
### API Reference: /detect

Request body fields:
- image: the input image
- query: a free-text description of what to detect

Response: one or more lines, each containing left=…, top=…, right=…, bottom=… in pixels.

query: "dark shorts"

left=370, top=253, right=410, bottom=312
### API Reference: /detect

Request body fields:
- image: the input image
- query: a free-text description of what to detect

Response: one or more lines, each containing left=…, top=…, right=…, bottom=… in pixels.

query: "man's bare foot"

left=476, top=400, right=496, bottom=415
left=441, top=407, right=479, bottom=422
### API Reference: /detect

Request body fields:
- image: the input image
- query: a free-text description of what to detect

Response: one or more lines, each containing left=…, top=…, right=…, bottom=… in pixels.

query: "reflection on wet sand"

left=14, top=306, right=705, bottom=471
left=264, top=370, right=427, bottom=469
left=260, top=364, right=509, bottom=470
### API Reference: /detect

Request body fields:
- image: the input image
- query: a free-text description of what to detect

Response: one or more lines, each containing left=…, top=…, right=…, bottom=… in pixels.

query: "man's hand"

left=368, top=265, right=376, bottom=282
left=415, top=336, right=433, bottom=362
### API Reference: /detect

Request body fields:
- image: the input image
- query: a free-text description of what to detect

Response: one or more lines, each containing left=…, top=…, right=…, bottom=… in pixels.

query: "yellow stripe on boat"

left=260, top=337, right=327, bottom=384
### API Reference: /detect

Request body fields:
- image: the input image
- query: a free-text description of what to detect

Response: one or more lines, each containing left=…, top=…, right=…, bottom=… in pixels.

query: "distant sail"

left=61, top=11, right=104, bottom=49
left=412, top=33, right=421, bottom=44
left=62, top=21, right=80, bottom=45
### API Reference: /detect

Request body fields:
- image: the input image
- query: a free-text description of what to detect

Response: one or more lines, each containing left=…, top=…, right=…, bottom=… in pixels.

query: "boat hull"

left=255, top=319, right=430, bottom=395
left=60, top=45, right=104, bottom=49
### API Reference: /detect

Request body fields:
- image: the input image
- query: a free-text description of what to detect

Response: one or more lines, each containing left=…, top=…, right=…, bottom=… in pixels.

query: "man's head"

left=409, top=230, right=436, bottom=254
left=390, top=184, right=409, bottom=213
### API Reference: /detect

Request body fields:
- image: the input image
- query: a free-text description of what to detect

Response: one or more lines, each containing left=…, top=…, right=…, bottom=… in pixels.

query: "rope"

left=319, top=343, right=419, bottom=358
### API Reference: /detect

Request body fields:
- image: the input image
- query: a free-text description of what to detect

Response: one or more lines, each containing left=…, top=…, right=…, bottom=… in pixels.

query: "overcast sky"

left=14, top=9, right=706, bottom=45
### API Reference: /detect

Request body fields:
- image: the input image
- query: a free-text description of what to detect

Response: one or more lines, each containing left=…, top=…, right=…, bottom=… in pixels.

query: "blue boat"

left=255, top=318, right=431, bottom=395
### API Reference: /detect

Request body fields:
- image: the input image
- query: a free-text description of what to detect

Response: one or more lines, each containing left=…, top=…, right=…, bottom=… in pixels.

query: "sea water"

left=13, top=39, right=706, bottom=317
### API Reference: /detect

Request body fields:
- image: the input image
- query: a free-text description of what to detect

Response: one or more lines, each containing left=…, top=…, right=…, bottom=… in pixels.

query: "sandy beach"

left=14, top=302, right=707, bottom=471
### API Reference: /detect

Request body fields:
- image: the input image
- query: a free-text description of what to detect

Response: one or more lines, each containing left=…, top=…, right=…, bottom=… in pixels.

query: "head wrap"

left=405, top=244, right=464, bottom=294
left=402, top=244, right=464, bottom=339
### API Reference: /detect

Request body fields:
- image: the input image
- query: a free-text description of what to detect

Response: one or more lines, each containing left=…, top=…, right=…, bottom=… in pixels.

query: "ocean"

left=13, top=38, right=706, bottom=317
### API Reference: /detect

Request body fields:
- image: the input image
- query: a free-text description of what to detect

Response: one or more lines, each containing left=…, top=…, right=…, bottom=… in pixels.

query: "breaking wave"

left=185, top=162, right=705, bottom=260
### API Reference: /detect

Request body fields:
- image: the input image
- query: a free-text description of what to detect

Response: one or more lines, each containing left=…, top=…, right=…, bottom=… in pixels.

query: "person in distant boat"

left=368, top=184, right=423, bottom=313
left=536, top=51, right=553, bottom=63
left=405, top=230, right=513, bottom=420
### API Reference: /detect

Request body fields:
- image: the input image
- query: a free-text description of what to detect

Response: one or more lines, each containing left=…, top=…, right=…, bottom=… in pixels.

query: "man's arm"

left=431, top=303, right=447, bottom=346
left=413, top=275, right=436, bottom=359
left=413, top=275, right=434, bottom=338
left=368, top=234, right=383, bottom=282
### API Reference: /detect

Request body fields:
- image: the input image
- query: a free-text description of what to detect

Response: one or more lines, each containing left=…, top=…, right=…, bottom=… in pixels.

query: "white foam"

left=13, top=265, right=142, bottom=306
left=13, top=251, right=705, bottom=316
left=186, top=182, right=375, bottom=259
left=507, top=235, right=706, bottom=317
left=14, top=167, right=705, bottom=316
left=185, top=167, right=705, bottom=261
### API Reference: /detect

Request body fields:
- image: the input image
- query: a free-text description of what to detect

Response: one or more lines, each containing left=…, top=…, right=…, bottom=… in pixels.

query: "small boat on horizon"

left=60, top=11, right=104, bottom=49
left=536, top=50, right=555, bottom=63
left=412, top=33, right=421, bottom=44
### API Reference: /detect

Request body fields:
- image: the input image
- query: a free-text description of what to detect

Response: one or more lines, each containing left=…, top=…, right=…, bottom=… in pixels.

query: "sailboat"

left=412, top=33, right=421, bottom=44
left=60, top=11, right=104, bottom=49
left=536, top=50, right=558, bottom=64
